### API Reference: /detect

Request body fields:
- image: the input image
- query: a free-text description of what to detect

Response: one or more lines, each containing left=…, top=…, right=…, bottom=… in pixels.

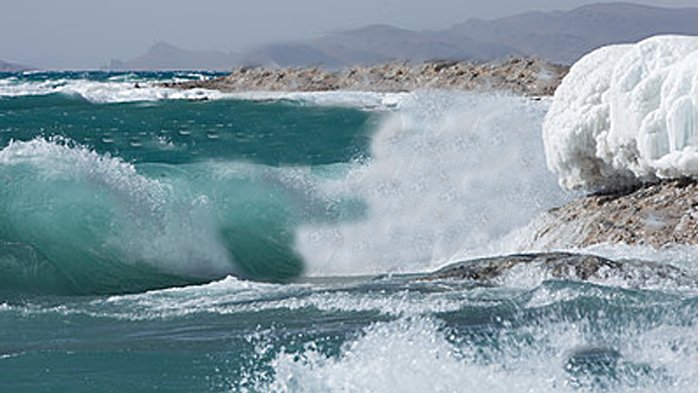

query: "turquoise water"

left=0, top=74, right=380, bottom=291
left=0, top=72, right=696, bottom=392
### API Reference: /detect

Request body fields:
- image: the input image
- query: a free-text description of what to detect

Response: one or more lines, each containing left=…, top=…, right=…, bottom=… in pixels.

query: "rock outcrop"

left=422, top=251, right=695, bottom=288
left=526, top=179, right=697, bottom=249
left=166, top=58, right=568, bottom=96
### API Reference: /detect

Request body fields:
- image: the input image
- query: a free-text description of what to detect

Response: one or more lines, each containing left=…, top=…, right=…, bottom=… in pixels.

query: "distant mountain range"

left=107, top=2, right=697, bottom=70
left=0, top=59, right=33, bottom=72
left=447, top=2, right=698, bottom=64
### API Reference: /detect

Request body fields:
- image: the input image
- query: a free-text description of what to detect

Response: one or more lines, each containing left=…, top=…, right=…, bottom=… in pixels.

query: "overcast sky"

left=1, top=0, right=696, bottom=69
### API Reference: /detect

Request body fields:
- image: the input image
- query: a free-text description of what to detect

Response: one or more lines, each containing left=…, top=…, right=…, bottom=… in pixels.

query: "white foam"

left=0, top=136, right=164, bottom=208
left=543, top=35, right=698, bottom=191
left=268, top=318, right=500, bottom=393
left=0, top=77, right=70, bottom=97
left=232, top=289, right=468, bottom=317
left=32, top=275, right=472, bottom=320
left=220, top=90, right=408, bottom=110
left=255, top=315, right=697, bottom=393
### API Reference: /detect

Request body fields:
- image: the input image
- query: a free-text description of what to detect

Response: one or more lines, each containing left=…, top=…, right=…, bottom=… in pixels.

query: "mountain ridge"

left=106, top=2, right=697, bottom=70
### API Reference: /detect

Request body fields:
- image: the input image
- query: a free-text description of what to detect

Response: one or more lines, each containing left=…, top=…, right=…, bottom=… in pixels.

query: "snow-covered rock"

left=543, top=35, right=698, bottom=191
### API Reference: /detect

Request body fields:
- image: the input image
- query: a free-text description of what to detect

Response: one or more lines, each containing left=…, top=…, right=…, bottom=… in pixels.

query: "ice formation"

left=543, top=35, right=698, bottom=191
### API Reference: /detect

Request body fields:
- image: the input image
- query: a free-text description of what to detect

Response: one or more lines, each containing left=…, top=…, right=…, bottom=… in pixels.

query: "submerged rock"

left=422, top=251, right=695, bottom=288
left=427, top=252, right=611, bottom=281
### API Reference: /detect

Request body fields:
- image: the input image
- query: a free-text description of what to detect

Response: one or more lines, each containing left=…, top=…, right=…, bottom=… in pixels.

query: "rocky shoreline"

left=422, top=180, right=697, bottom=287
left=165, top=57, right=569, bottom=96
left=526, top=179, right=698, bottom=249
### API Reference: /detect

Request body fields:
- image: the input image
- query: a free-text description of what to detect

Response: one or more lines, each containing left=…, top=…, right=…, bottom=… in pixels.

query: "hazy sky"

left=1, top=0, right=696, bottom=69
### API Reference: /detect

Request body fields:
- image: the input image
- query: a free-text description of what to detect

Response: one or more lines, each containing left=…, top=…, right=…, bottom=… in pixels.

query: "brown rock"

left=166, top=57, right=569, bottom=96
left=527, top=179, right=698, bottom=248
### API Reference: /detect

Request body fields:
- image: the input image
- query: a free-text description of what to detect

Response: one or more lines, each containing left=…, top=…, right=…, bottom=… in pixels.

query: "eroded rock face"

left=165, top=58, right=568, bottom=96
left=422, top=252, right=695, bottom=288
left=527, top=179, right=697, bottom=249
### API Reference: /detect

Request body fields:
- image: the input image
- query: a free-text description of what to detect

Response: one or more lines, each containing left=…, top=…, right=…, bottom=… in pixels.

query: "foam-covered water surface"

left=0, top=271, right=695, bottom=392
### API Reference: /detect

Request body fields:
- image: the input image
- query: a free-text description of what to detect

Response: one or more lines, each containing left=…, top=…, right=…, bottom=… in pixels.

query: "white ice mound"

left=543, top=35, right=698, bottom=191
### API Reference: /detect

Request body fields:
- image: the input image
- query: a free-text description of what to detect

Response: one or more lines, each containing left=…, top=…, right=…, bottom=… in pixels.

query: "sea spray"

left=296, top=92, right=570, bottom=276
